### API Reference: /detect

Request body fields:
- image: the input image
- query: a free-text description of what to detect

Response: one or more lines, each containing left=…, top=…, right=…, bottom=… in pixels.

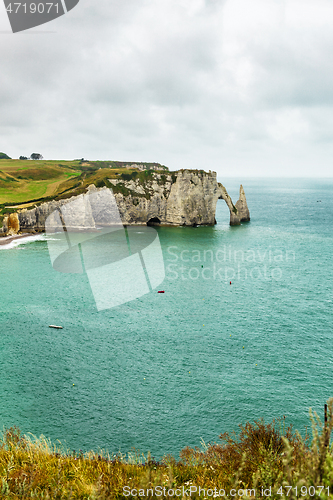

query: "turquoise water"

left=0, top=178, right=332, bottom=458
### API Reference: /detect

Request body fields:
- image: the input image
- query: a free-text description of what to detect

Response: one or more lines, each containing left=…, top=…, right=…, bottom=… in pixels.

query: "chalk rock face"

left=218, top=183, right=240, bottom=226
left=0, top=170, right=250, bottom=234
left=165, top=170, right=220, bottom=226
left=107, top=170, right=222, bottom=226
left=235, top=184, right=250, bottom=222
left=19, top=201, right=65, bottom=233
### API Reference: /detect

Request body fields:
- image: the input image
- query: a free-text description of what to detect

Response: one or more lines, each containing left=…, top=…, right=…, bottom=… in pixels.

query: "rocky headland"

left=0, top=169, right=250, bottom=236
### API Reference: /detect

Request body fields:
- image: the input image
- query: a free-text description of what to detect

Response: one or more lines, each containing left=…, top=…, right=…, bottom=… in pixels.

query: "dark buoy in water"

left=230, top=281, right=232, bottom=285
left=158, top=291, right=165, bottom=293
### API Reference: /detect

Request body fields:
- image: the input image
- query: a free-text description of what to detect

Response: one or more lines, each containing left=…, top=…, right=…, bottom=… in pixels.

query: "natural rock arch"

left=0, top=171, right=250, bottom=236
left=218, top=183, right=250, bottom=226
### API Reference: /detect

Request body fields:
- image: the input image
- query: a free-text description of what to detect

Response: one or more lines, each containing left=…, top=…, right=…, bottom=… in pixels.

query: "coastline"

left=0, top=233, right=41, bottom=247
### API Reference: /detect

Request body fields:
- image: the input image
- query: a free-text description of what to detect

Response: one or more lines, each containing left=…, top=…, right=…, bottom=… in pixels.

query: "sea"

left=0, top=177, right=332, bottom=459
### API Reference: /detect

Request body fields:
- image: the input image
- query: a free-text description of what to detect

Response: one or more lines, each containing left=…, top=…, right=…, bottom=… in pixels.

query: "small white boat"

left=49, top=325, right=63, bottom=329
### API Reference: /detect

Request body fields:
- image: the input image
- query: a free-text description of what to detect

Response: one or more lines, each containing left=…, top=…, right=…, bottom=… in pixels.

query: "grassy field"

left=0, top=159, right=168, bottom=221
left=0, top=160, right=83, bottom=204
left=0, top=160, right=168, bottom=205
left=0, top=403, right=332, bottom=499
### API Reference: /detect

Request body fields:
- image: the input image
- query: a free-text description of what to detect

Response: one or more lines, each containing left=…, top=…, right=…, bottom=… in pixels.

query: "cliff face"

left=0, top=170, right=250, bottom=235
left=235, top=184, right=250, bottom=222
left=113, top=170, right=222, bottom=226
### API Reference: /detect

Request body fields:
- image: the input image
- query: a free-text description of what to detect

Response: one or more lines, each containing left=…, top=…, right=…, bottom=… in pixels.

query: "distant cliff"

left=0, top=170, right=250, bottom=235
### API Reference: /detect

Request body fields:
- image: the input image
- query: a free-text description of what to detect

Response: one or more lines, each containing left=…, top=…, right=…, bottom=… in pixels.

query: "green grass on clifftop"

left=0, top=160, right=83, bottom=205
left=0, top=159, right=168, bottom=222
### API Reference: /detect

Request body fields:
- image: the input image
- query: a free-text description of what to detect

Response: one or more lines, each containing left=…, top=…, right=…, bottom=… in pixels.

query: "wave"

left=0, top=233, right=46, bottom=250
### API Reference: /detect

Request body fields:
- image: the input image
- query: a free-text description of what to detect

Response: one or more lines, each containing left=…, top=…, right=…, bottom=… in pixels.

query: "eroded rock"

left=0, top=170, right=250, bottom=234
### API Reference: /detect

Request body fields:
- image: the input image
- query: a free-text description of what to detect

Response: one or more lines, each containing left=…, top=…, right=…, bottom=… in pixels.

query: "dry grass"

left=1, top=401, right=333, bottom=499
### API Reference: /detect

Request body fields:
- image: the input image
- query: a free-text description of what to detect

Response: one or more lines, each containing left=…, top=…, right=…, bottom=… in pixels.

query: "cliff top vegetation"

left=0, top=402, right=332, bottom=499
left=0, top=152, right=11, bottom=160
left=0, top=159, right=168, bottom=222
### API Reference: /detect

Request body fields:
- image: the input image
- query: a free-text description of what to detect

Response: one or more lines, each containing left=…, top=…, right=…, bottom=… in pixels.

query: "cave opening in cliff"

left=147, top=217, right=161, bottom=226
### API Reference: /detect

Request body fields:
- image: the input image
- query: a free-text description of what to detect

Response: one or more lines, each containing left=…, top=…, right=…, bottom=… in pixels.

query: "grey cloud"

left=0, top=0, right=333, bottom=176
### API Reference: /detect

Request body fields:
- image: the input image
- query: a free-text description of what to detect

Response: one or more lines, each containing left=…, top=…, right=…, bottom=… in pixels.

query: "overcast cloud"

left=1, top=0, right=333, bottom=176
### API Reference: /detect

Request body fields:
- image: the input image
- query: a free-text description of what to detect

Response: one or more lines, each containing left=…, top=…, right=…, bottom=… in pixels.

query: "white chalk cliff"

left=1, top=170, right=250, bottom=235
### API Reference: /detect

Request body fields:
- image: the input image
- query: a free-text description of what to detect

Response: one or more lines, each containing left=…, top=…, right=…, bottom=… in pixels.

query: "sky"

left=1, top=0, right=333, bottom=177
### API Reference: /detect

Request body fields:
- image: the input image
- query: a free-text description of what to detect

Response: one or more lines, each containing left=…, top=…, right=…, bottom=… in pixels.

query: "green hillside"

left=0, top=152, right=11, bottom=159
left=0, top=159, right=83, bottom=205
left=0, top=159, right=168, bottom=221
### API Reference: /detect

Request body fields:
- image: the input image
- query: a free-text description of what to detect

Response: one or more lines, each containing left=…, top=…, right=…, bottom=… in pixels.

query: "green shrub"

left=120, top=171, right=138, bottom=181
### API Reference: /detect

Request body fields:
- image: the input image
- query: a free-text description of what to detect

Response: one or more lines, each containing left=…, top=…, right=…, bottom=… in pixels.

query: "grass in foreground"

left=1, top=401, right=333, bottom=499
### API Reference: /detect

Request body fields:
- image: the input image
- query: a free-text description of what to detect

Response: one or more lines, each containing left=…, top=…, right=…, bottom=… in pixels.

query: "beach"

left=0, top=233, right=42, bottom=247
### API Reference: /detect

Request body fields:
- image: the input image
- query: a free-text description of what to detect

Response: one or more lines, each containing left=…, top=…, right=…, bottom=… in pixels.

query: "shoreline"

left=0, top=233, right=41, bottom=246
